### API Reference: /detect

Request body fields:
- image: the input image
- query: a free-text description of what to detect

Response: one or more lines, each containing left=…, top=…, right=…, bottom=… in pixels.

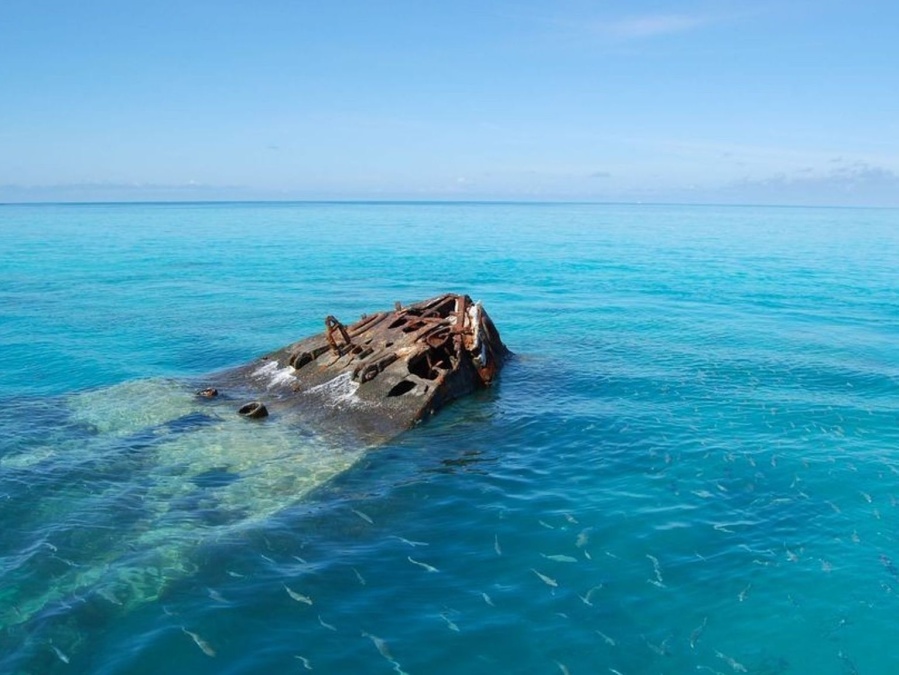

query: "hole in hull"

left=387, top=380, right=416, bottom=397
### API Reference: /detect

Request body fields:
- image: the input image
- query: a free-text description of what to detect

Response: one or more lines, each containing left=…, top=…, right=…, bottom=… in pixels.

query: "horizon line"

left=1, top=198, right=895, bottom=211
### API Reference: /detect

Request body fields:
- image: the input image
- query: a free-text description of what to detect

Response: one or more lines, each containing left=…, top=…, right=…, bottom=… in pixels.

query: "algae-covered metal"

left=210, top=294, right=509, bottom=440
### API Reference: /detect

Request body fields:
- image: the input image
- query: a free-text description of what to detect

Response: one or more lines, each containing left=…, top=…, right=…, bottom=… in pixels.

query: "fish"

left=538, top=520, right=555, bottom=530
left=738, top=544, right=774, bottom=556
left=690, top=617, right=708, bottom=649
left=578, top=584, right=604, bottom=606
left=390, top=535, right=429, bottom=547
left=318, top=615, right=337, bottom=631
left=494, top=534, right=502, bottom=556
left=531, top=568, right=558, bottom=587
left=564, top=513, right=578, bottom=524
left=541, top=553, right=578, bottom=563
left=182, top=627, right=216, bottom=657
left=284, top=584, right=313, bottom=605
left=644, top=635, right=671, bottom=656
left=480, top=591, right=495, bottom=607
left=226, top=570, right=245, bottom=578
left=361, top=631, right=410, bottom=675
left=51, top=644, right=70, bottom=664
left=556, top=660, right=571, bottom=675
left=407, top=556, right=439, bottom=573
left=880, top=554, right=899, bottom=578
left=596, top=629, right=616, bottom=646
left=768, top=497, right=792, bottom=506
left=440, top=612, right=460, bottom=632
left=294, top=655, right=313, bottom=670
left=362, top=631, right=393, bottom=660
left=351, top=508, right=374, bottom=524
left=738, top=583, right=751, bottom=602
left=353, top=567, right=367, bottom=585
left=647, top=554, right=664, bottom=585
left=714, top=649, right=747, bottom=673
left=207, top=588, right=228, bottom=603
left=838, top=650, right=860, bottom=675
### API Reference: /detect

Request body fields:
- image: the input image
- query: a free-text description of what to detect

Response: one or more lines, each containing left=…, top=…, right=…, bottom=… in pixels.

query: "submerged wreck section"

left=216, top=294, right=509, bottom=440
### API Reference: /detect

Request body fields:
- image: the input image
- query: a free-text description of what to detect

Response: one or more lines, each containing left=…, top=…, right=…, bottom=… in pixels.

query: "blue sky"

left=2, top=0, right=898, bottom=205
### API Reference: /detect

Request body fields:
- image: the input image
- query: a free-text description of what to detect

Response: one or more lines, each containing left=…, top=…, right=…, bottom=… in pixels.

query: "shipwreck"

left=205, top=293, right=510, bottom=441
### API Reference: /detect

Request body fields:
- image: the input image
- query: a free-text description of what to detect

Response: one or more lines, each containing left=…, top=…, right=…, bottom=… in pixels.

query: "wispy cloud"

left=543, top=2, right=771, bottom=45
left=596, top=13, right=711, bottom=40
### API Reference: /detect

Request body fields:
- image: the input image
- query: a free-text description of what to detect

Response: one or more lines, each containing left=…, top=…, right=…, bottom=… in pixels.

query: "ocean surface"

left=0, top=201, right=897, bottom=674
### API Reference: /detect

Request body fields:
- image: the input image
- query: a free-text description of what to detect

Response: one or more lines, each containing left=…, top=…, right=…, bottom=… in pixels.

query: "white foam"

left=251, top=360, right=279, bottom=378
left=306, top=372, right=363, bottom=406
left=251, top=360, right=298, bottom=389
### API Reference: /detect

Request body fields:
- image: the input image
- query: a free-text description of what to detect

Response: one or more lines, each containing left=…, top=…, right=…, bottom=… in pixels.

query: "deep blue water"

left=1, top=201, right=898, bottom=674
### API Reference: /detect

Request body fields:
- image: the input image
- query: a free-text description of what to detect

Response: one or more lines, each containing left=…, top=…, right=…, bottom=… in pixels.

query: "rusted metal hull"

left=207, top=294, right=509, bottom=441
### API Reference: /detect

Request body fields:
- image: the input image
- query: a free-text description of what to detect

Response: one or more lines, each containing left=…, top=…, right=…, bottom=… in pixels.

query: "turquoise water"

left=1, top=202, right=897, bottom=674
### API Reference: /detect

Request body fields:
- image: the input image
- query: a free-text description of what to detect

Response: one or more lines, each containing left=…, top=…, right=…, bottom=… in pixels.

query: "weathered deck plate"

left=209, top=294, right=509, bottom=441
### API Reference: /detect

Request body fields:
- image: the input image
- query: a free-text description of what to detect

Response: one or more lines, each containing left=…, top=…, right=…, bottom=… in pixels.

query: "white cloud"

left=716, top=161, right=899, bottom=206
